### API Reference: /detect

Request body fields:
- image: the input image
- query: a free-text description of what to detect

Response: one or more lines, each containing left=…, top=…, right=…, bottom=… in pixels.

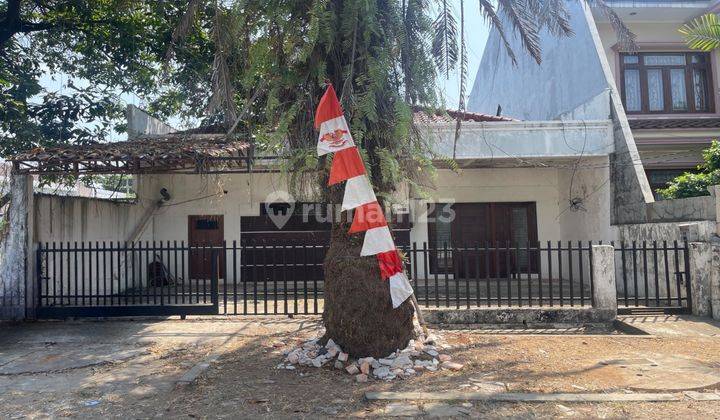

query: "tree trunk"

left=322, top=220, right=415, bottom=358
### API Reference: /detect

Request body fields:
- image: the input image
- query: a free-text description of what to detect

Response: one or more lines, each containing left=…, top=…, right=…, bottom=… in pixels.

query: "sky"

left=38, top=1, right=492, bottom=134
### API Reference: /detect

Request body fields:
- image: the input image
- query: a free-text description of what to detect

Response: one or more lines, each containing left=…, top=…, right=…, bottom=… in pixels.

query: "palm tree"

left=680, top=13, right=720, bottom=51
left=159, top=0, right=633, bottom=357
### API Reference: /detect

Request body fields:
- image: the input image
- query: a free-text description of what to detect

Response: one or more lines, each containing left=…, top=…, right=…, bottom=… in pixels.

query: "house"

left=592, top=0, right=720, bottom=198
left=470, top=0, right=720, bottom=200
left=8, top=0, right=720, bottom=319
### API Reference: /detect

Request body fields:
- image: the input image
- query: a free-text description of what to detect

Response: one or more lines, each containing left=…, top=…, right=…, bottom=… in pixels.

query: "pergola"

left=10, top=132, right=262, bottom=176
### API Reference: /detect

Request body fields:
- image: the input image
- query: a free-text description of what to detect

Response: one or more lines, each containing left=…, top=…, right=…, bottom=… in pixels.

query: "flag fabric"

left=389, top=272, right=414, bottom=308
left=360, top=226, right=396, bottom=256
left=349, top=201, right=387, bottom=234
left=342, top=175, right=376, bottom=210
left=315, top=84, right=413, bottom=309
left=315, top=85, right=355, bottom=156
left=376, top=249, right=403, bottom=280
left=328, top=147, right=365, bottom=186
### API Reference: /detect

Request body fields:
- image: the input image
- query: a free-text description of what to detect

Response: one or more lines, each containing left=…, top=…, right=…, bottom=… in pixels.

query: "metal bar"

left=303, top=244, right=309, bottom=314
left=223, top=240, right=228, bottom=314
left=123, top=241, right=129, bottom=305
left=494, top=242, right=501, bottom=308
left=547, top=241, right=553, bottom=307
left=264, top=241, right=269, bottom=315
left=620, top=241, right=628, bottom=307
left=109, top=241, right=114, bottom=306
left=233, top=240, right=238, bottom=315
left=181, top=240, right=186, bottom=305
left=684, top=241, right=692, bottom=310
left=434, top=243, right=440, bottom=308
left=485, top=241, right=491, bottom=308
left=454, top=245, right=461, bottom=309
left=444, top=242, right=450, bottom=308
left=74, top=241, right=78, bottom=306
left=52, top=242, right=57, bottom=306
left=557, top=241, right=563, bottom=307
left=674, top=240, right=682, bottom=307
left=515, top=242, right=521, bottom=307
left=283, top=245, right=289, bottom=315
left=527, top=241, right=532, bottom=307
left=464, top=247, right=470, bottom=309
left=475, top=243, right=481, bottom=308
left=505, top=241, right=511, bottom=307
left=578, top=241, right=585, bottom=307
left=253, top=240, right=258, bottom=314
left=568, top=241, right=574, bottom=307
left=538, top=241, right=543, bottom=307
left=95, top=241, right=100, bottom=307
left=632, top=241, right=638, bottom=307
left=643, top=241, right=649, bottom=307
left=81, top=241, right=86, bottom=306
left=663, top=240, right=671, bottom=307
left=653, top=241, right=660, bottom=308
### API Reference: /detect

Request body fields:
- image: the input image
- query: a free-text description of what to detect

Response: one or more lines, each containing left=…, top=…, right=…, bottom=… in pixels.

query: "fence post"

left=688, top=242, right=713, bottom=317
left=591, top=245, right=616, bottom=316
left=710, top=243, right=720, bottom=321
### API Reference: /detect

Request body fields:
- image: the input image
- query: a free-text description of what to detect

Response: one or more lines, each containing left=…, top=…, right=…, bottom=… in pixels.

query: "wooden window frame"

left=427, top=202, right=539, bottom=275
left=620, top=52, right=715, bottom=115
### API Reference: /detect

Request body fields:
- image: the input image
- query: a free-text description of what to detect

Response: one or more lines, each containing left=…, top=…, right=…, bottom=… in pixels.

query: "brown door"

left=188, top=215, right=225, bottom=279
left=428, top=203, right=538, bottom=278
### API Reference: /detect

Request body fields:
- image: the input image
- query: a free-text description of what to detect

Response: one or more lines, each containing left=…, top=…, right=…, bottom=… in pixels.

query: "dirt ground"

left=1, top=315, right=720, bottom=418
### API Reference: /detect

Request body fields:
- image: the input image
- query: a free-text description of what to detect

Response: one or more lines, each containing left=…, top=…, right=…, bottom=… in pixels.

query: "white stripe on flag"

left=389, top=272, right=413, bottom=308
left=317, top=115, right=356, bottom=156
left=342, top=175, right=376, bottom=211
left=360, top=226, right=396, bottom=256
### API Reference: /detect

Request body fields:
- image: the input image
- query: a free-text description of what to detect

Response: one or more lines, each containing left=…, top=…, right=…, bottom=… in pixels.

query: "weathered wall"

left=0, top=175, right=30, bottom=320
left=468, top=2, right=609, bottom=120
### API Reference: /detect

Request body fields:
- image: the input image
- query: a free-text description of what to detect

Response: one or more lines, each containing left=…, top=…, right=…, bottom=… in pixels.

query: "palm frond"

left=496, top=0, right=542, bottom=64
left=532, top=0, right=574, bottom=37
left=586, top=0, right=637, bottom=52
left=477, top=0, right=517, bottom=65
left=164, top=0, right=204, bottom=62
left=680, top=13, right=720, bottom=51
left=432, top=0, right=459, bottom=78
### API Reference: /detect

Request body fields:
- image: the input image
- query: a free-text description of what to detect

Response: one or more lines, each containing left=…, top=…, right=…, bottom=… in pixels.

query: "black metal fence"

left=613, top=240, right=691, bottom=313
left=35, top=240, right=692, bottom=317
left=35, top=240, right=603, bottom=317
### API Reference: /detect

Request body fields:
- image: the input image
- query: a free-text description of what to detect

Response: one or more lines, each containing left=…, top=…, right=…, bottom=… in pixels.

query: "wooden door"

left=428, top=203, right=538, bottom=278
left=188, top=215, right=225, bottom=279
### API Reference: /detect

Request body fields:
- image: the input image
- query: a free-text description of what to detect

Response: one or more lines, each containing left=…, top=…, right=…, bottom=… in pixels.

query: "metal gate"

left=614, top=240, right=692, bottom=314
left=36, top=242, right=219, bottom=318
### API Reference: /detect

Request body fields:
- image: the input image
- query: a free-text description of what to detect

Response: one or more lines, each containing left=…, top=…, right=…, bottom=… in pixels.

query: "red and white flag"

left=315, top=85, right=356, bottom=156
left=315, top=84, right=413, bottom=308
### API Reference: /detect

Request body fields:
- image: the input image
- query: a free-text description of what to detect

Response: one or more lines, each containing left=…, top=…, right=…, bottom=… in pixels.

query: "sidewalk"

left=1, top=315, right=719, bottom=418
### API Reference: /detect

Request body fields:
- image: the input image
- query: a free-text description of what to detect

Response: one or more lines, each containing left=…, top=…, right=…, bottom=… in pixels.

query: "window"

left=621, top=53, right=714, bottom=114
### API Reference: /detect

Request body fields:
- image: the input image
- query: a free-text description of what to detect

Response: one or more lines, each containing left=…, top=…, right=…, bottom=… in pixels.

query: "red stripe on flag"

left=328, top=147, right=366, bottom=185
left=376, top=250, right=403, bottom=280
left=314, top=84, right=344, bottom=129
left=349, top=201, right=387, bottom=234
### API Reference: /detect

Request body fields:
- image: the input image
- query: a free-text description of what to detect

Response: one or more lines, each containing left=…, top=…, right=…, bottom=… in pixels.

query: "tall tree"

left=5, top=0, right=633, bottom=356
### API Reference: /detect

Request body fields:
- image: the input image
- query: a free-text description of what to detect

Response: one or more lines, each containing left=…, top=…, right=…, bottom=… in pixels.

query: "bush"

left=658, top=140, right=720, bottom=199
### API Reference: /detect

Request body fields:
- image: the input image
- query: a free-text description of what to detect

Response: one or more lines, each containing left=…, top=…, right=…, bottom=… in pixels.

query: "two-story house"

left=470, top=0, right=720, bottom=201
left=593, top=0, right=720, bottom=197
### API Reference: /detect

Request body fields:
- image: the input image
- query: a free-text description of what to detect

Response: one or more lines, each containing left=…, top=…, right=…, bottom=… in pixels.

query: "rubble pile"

left=278, top=333, right=463, bottom=382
